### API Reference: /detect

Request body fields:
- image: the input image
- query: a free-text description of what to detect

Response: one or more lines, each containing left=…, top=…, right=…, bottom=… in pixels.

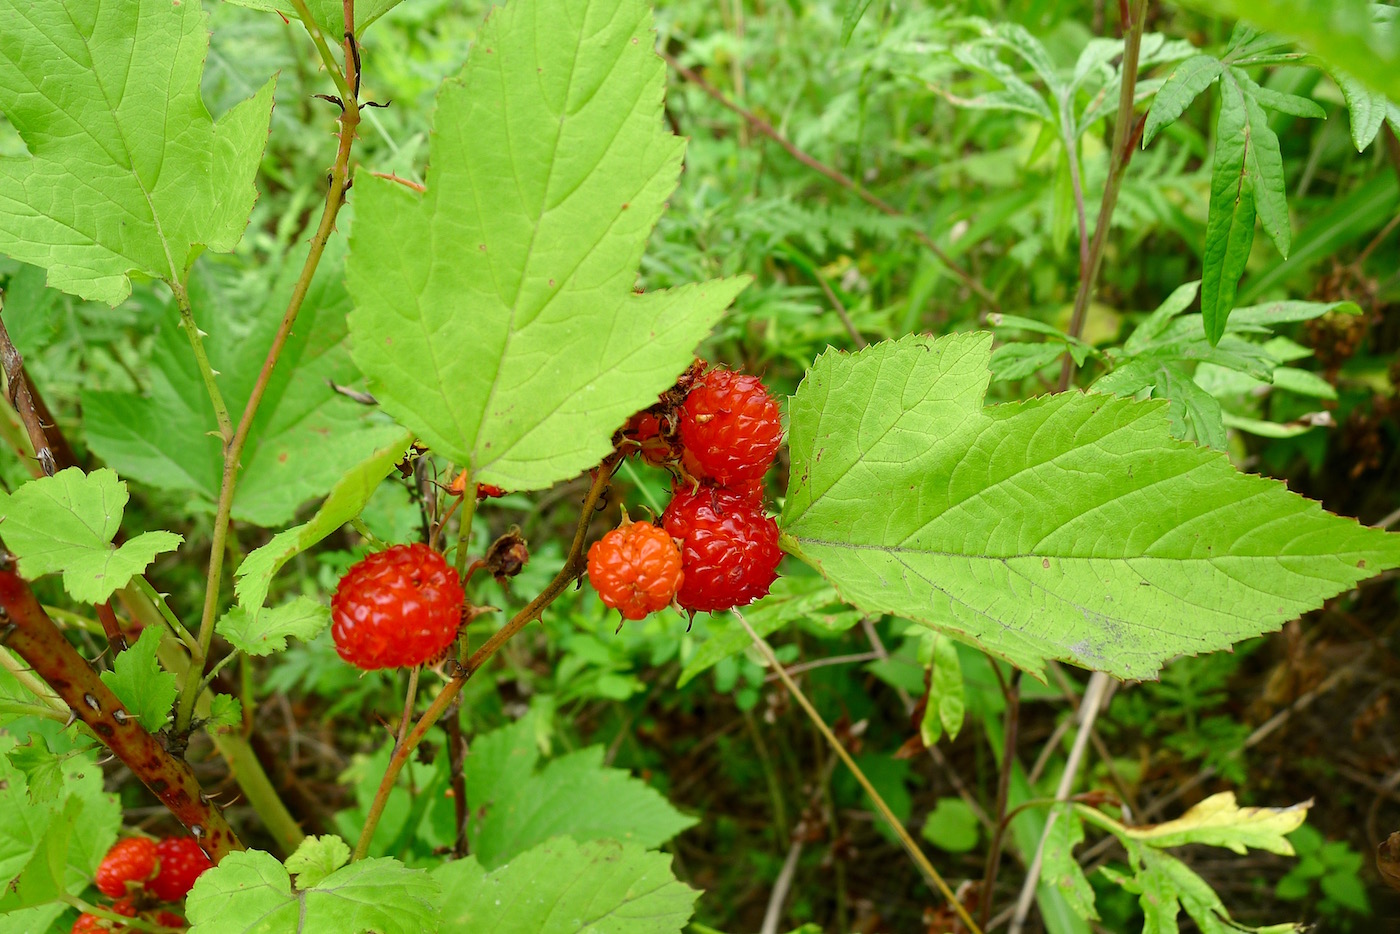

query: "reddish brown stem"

left=0, top=566, right=242, bottom=860
left=0, top=312, right=57, bottom=477
left=94, top=602, right=127, bottom=654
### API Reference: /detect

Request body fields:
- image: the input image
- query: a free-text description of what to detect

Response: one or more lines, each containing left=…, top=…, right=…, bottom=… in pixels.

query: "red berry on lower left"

left=331, top=543, right=465, bottom=670
left=94, top=837, right=158, bottom=898
left=148, top=836, right=213, bottom=902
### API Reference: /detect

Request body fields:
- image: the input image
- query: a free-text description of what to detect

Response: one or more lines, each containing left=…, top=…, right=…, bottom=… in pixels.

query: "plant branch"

left=1007, top=670, right=1111, bottom=934
left=1057, top=0, right=1148, bottom=393
left=979, top=667, right=1022, bottom=929
left=660, top=48, right=1000, bottom=313
left=351, top=455, right=620, bottom=861
left=0, top=305, right=57, bottom=477
left=174, top=1, right=362, bottom=734
left=0, top=564, right=243, bottom=860
left=169, top=281, right=233, bottom=445
left=737, top=609, right=983, bottom=934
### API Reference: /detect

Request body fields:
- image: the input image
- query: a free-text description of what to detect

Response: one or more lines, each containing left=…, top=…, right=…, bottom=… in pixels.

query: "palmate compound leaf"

left=433, top=837, right=699, bottom=933
left=345, top=0, right=747, bottom=493
left=0, top=0, right=275, bottom=304
left=185, top=850, right=439, bottom=934
left=780, top=333, right=1400, bottom=681
left=0, top=468, right=181, bottom=604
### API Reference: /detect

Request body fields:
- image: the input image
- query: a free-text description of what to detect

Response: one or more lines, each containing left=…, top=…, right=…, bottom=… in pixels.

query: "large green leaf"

left=345, top=0, right=746, bottom=492
left=185, top=850, right=439, bottom=934
left=780, top=333, right=1400, bottom=681
left=0, top=468, right=181, bottom=604
left=434, top=838, right=699, bottom=933
left=465, top=718, right=696, bottom=870
left=83, top=241, right=405, bottom=527
left=0, top=0, right=275, bottom=303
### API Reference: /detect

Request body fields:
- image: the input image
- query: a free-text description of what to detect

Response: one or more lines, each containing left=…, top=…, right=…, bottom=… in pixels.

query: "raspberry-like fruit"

left=95, top=837, right=158, bottom=898
left=149, top=837, right=213, bottom=902
left=587, top=519, right=684, bottom=620
left=331, top=543, right=465, bottom=670
left=152, top=910, right=187, bottom=929
left=678, top=369, right=782, bottom=485
left=662, top=487, right=781, bottom=612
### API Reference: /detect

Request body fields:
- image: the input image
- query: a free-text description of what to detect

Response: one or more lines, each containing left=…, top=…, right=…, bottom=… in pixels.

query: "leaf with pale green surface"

left=218, top=596, right=330, bottom=657
left=283, top=835, right=351, bottom=890
left=1043, top=806, right=1097, bottom=921
left=433, top=837, right=698, bottom=934
left=780, top=333, right=1400, bottom=681
left=0, top=468, right=181, bottom=604
left=82, top=242, right=405, bottom=528
left=222, top=0, right=402, bottom=37
left=0, top=0, right=274, bottom=303
left=232, top=431, right=413, bottom=624
left=345, top=0, right=746, bottom=493
left=99, top=627, right=178, bottom=732
left=185, top=850, right=439, bottom=934
left=206, top=695, right=243, bottom=732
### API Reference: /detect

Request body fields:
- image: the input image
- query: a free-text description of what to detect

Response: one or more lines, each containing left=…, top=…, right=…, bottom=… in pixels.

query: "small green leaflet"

left=206, top=695, right=244, bottom=732
left=434, top=838, right=699, bottom=933
left=283, top=835, right=351, bottom=890
left=222, top=0, right=402, bottom=38
left=100, top=627, right=178, bottom=732
left=185, top=850, right=439, bottom=934
left=0, top=468, right=181, bottom=604
left=465, top=715, right=696, bottom=870
left=83, top=241, right=406, bottom=528
left=218, top=596, right=331, bottom=657
left=4, top=738, right=63, bottom=805
left=233, top=430, right=414, bottom=625
left=0, top=0, right=275, bottom=304
left=346, top=0, right=747, bottom=492
left=918, top=632, right=965, bottom=746
left=920, top=798, right=980, bottom=854
left=780, top=333, right=1400, bottom=681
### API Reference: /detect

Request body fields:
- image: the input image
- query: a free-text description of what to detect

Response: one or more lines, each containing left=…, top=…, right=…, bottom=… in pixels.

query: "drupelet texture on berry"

left=331, top=543, right=466, bottom=670
left=678, top=369, right=782, bottom=485
left=662, top=487, right=781, bottom=612
left=148, top=836, right=213, bottom=902
left=95, top=837, right=158, bottom=898
left=587, top=519, right=684, bottom=620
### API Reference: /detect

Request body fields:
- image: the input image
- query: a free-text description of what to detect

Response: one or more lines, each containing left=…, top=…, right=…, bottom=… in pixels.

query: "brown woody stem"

left=0, top=566, right=242, bottom=860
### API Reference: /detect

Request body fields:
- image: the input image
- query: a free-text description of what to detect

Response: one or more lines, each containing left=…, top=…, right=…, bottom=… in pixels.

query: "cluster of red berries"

left=330, top=542, right=465, bottom=671
left=76, top=836, right=212, bottom=931
left=588, top=362, right=784, bottom=620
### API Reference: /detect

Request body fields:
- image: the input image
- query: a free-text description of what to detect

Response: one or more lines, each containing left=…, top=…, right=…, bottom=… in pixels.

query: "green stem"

left=454, top=478, right=478, bottom=579
left=352, top=456, right=619, bottom=861
left=131, top=576, right=198, bottom=652
left=169, top=281, right=233, bottom=444
left=173, top=6, right=363, bottom=734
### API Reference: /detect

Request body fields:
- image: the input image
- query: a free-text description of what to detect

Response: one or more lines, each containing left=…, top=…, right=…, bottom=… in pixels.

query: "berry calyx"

left=621, top=411, right=679, bottom=466
left=331, top=543, right=465, bottom=670
left=95, top=837, right=158, bottom=898
left=148, top=837, right=213, bottom=902
left=662, top=487, right=781, bottom=612
left=587, top=518, right=684, bottom=621
left=678, top=369, right=782, bottom=485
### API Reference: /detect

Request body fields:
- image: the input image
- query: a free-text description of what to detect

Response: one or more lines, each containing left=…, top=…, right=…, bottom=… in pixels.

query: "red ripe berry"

left=149, top=837, right=213, bottom=902
left=95, top=837, right=158, bottom=898
left=678, top=369, right=782, bottom=485
left=71, top=915, right=109, bottom=933
left=152, top=911, right=187, bottom=929
left=331, top=543, right=465, bottom=670
left=662, top=487, right=781, bottom=612
left=587, top=519, right=684, bottom=621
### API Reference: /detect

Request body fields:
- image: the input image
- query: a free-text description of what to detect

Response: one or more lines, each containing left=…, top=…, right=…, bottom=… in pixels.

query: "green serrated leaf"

left=434, top=837, right=698, bottom=933
left=780, top=334, right=1400, bottom=681
left=1201, top=71, right=1257, bottom=345
left=5, top=737, right=63, bottom=805
left=186, top=850, right=439, bottom=934
left=234, top=431, right=414, bottom=620
left=99, top=627, right=177, bottom=732
left=82, top=240, right=405, bottom=528
left=1143, top=55, right=1221, bottom=146
left=919, top=633, right=965, bottom=746
left=0, top=0, right=274, bottom=303
left=218, top=596, right=331, bottom=657
left=206, top=694, right=243, bottom=732
left=1044, top=806, right=1098, bottom=920
left=1234, top=73, right=1292, bottom=259
left=222, top=0, right=401, bottom=37
left=1123, top=792, right=1310, bottom=855
left=468, top=740, right=696, bottom=870
left=1123, top=281, right=1202, bottom=355
left=346, top=0, right=746, bottom=493
left=283, top=835, right=351, bottom=890
left=0, top=468, right=182, bottom=604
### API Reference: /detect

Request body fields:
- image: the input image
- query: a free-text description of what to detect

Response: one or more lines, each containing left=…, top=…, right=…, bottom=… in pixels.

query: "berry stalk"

left=351, top=453, right=622, bottom=861
left=0, top=566, right=243, bottom=861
